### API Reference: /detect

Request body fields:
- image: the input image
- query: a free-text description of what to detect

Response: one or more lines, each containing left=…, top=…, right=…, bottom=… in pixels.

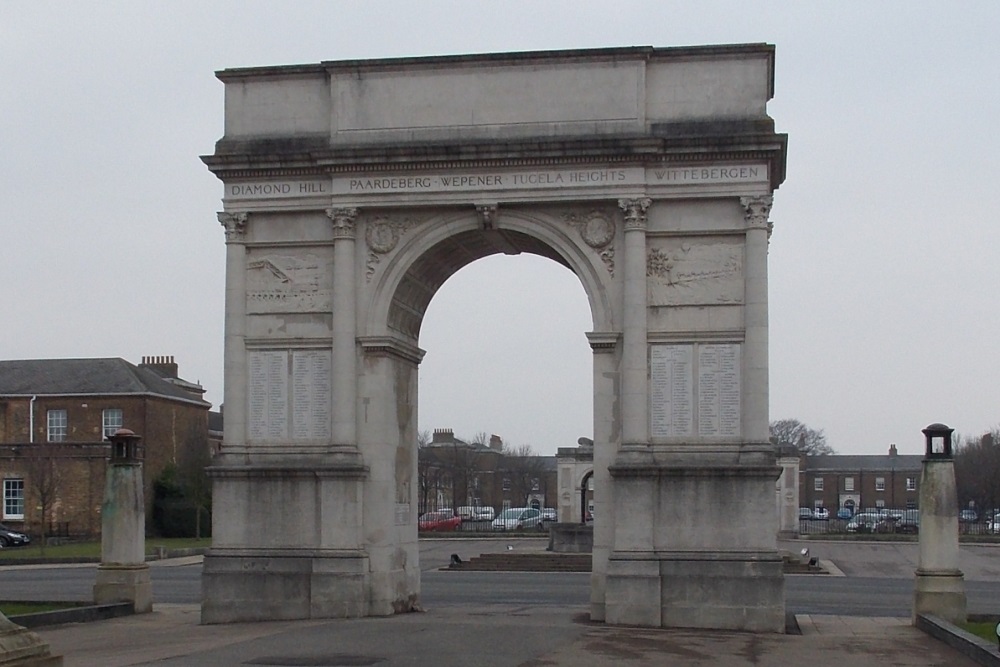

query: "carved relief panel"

left=245, top=249, right=333, bottom=314
left=646, top=237, right=744, bottom=306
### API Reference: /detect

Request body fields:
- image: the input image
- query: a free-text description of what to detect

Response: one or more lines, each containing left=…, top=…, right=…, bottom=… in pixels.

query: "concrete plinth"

left=93, top=564, right=152, bottom=613
left=914, top=570, right=967, bottom=626
left=548, top=523, right=594, bottom=553
left=201, top=550, right=382, bottom=623
left=0, top=614, right=61, bottom=666
left=605, top=552, right=785, bottom=632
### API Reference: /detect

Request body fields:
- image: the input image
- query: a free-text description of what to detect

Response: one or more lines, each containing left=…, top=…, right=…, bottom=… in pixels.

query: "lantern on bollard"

left=107, top=428, right=143, bottom=462
left=921, top=422, right=954, bottom=460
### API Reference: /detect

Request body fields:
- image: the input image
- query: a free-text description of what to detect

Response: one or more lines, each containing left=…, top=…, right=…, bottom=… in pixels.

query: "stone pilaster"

left=326, top=207, right=359, bottom=450
left=618, top=198, right=651, bottom=450
left=219, top=212, right=248, bottom=453
left=741, top=196, right=772, bottom=443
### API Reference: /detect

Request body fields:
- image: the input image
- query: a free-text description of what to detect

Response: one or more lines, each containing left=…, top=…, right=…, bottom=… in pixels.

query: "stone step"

left=448, top=552, right=591, bottom=572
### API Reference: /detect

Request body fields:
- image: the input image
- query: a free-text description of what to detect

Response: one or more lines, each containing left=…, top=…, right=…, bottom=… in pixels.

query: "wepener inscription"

left=223, top=163, right=768, bottom=201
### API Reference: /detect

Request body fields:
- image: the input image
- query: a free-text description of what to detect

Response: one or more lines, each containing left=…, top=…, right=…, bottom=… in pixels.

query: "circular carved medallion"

left=366, top=219, right=399, bottom=254
left=582, top=212, right=614, bottom=248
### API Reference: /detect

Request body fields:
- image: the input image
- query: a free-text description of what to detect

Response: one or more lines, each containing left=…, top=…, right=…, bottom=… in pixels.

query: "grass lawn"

left=0, top=537, right=210, bottom=561
left=961, top=620, right=1000, bottom=644
left=0, top=602, right=82, bottom=616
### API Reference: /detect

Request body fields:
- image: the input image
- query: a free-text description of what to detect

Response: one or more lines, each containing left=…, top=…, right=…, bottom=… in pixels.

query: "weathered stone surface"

left=205, top=45, right=788, bottom=630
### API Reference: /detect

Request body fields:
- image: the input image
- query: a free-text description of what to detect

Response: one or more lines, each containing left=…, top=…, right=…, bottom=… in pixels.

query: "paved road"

left=1, top=538, right=997, bottom=617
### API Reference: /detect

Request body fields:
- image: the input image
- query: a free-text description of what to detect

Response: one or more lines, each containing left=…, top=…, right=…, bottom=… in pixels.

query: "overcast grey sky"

left=2, top=2, right=997, bottom=456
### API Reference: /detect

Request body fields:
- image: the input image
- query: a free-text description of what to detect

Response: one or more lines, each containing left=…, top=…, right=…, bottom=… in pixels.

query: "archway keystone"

left=203, top=44, right=788, bottom=632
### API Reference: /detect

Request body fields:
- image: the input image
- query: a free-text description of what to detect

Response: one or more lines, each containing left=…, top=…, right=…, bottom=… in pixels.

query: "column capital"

left=741, top=195, right=774, bottom=237
left=326, top=207, right=359, bottom=240
left=618, top=198, right=652, bottom=232
left=218, top=212, right=248, bottom=242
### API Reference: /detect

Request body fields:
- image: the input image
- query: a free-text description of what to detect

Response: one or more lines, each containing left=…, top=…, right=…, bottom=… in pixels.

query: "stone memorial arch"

left=203, top=45, right=788, bottom=632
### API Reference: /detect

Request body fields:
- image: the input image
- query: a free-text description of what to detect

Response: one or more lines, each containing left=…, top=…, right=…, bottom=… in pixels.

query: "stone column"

left=219, top=212, right=248, bottom=453
left=914, top=424, right=966, bottom=624
left=618, top=198, right=651, bottom=450
left=94, top=429, right=151, bottom=613
left=326, top=207, right=359, bottom=450
left=741, top=196, right=772, bottom=443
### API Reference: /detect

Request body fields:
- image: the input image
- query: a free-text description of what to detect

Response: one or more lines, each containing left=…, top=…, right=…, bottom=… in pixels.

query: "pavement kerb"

left=916, top=614, right=1000, bottom=667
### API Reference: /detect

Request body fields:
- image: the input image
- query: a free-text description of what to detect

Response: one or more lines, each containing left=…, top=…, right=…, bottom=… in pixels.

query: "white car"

left=989, top=514, right=1000, bottom=535
left=812, top=508, right=830, bottom=520
left=491, top=507, right=543, bottom=531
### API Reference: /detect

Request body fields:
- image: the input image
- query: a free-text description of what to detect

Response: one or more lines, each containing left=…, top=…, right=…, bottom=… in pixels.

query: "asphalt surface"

left=7, top=538, right=1000, bottom=666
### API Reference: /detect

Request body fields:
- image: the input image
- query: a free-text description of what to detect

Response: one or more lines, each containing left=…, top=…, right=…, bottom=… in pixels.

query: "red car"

left=418, top=511, right=461, bottom=532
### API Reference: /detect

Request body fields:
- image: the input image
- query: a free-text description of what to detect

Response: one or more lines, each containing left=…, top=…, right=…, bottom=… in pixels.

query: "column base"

left=201, top=549, right=412, bottom=623
left=605, top=551, right=785, bottom=632
left=0, top=613, right=62, bottom=666
left=914, top=570, right=967, bottom=625
left=93, top=564, right=152, bottom=613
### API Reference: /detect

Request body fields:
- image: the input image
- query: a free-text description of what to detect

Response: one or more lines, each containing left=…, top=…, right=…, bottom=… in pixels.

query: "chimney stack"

left=140, top=355, right=179, bottom=379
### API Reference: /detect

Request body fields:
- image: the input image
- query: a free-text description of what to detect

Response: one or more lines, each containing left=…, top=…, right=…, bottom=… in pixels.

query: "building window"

left=906, top=477, right=916, bottom=491
left=814, top=477, right=824, bottom=492
left=531, top=478, right=540, bottom=491
left=875, top=499, right=885, bottom=509
left=502, top=478, right=511, bottom=492
left=844, top=477, right=854, bottom=492
left=47, top=409, right=67, bottom=442
left=103, top=408, right=123, bottom=438
left=906, top=500, right=917, bottom=510
left=875, top=477, right=885, bottom=492
left=3, top=479, right=24, bottom=520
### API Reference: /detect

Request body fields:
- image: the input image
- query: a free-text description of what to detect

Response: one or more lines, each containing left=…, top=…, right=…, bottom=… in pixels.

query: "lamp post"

left=913, top=423, right=966, bottom=624
left=93, top=429, right=152, bottom=613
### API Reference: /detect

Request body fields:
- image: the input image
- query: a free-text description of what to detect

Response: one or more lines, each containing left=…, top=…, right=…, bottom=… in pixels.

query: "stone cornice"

left=202, top=136, right=787, bottom=190
left=358, top=336, right=426, bottom=365
left=586, top=331, right=621, bottom=353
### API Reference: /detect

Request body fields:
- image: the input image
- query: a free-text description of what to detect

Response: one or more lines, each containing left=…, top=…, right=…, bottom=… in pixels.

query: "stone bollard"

left=93, top=429, right=152, bottom=613
left=913, top=423, right=967, bottom=625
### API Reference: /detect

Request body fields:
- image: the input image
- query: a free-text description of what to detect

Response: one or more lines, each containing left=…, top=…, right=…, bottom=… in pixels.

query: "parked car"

left=491, top=507, right=543, bottom=531
left=896, top=510, right=920, bottom=534
left=989, top=514, right=1000, bottom=535
left=541, top=508, right=557, bottom=522
left=836, top=508, right=853, bottom=520
left=959, top=509, right=978, bottom=523
left=812, top=508, right=830, bottom=521
left=456, top=506, right=477, bottom=521
left=0, top=523, right=30, bottom=547
left=846, top=512, right=884, bottom=533
left=473, top=507, right=495, bottom=521
left=798, top=507, right=813, bottom=520
left=418, top=511, right=461, bottom=532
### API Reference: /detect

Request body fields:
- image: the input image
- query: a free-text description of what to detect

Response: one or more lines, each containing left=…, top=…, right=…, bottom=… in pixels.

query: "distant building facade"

left=799, top=444, right=922, bottom=513
left=417, top=428, right=557, bottom=515
left=0, top=356, right=212, bottom=538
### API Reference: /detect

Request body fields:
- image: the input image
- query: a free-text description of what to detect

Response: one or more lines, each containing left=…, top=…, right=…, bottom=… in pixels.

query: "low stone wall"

left=547, top=523, right=593, bottom=553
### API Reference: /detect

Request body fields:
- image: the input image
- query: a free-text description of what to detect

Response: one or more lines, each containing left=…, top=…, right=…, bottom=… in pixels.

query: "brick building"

left=799, top=444, right=922, bottom=515
left=0, top=356, right=212, bottom=539
left=417, top=428, right=557, bottom=515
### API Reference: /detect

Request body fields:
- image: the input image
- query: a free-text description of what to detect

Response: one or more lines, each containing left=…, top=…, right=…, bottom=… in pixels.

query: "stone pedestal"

left=0, top=615, right=61, bottom=666
left=95, top=431, right=151, bottom=613
left=604, top=459, right=786, bottom=633
left=548, top=523, right=594, bottom=553
left=93, top=565, right=151, bottom=613
left=913, top=452, right=966, bottom=624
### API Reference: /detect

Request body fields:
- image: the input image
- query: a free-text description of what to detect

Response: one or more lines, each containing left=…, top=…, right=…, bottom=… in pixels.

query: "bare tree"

left=22, top=444, right=62, bottom=556
left=769, top=418, right=834, bottom=456
left=500, top=443, right=547, bottom=506
left=416, top=430, right=441, bottom=514
left=955, top=428, right=1000, bottom=516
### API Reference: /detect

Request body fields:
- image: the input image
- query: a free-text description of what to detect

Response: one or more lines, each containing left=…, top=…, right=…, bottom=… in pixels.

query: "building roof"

left=0, top=358, right=211, bottom=408
left=804, top=453, right=923, bottom=473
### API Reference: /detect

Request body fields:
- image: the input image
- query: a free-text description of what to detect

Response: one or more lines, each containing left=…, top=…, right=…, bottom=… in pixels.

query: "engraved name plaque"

left=248, top=349, right=332, bottom=442
left=651, top=343, right=741, bottom=439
